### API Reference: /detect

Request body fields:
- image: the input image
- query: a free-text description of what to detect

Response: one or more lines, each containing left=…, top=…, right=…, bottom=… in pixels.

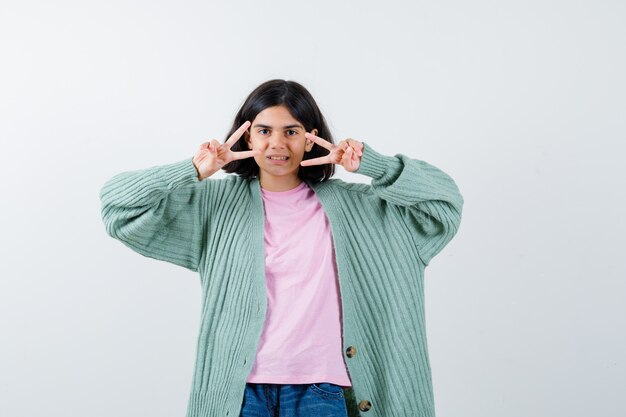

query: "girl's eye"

left=258, top=129, right=299, bottom=136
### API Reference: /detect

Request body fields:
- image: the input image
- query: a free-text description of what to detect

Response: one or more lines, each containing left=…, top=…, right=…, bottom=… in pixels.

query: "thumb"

left=210, top=139, right=221, bottom=152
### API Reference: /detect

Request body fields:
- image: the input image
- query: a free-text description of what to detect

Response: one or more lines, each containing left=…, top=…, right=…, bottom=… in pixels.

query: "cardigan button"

left=346, top=346, right=357, bottom=358
left=358, top=400, right=372, bottom=411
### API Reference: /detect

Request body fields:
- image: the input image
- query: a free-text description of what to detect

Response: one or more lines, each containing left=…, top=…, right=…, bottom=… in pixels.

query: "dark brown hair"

left=222, top=79, right=336, bottom=184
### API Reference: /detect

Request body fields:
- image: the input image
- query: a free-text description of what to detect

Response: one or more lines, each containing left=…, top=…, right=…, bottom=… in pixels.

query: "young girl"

left=100, top=79, right=464, bottom=417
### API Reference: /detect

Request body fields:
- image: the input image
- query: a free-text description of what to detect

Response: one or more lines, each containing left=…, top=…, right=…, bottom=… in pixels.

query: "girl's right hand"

left=192, top=121, right=260, bottom=180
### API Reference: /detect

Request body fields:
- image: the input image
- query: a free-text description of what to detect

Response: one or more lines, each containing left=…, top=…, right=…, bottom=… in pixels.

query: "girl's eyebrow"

left=253, top=124, right=303, bottom=129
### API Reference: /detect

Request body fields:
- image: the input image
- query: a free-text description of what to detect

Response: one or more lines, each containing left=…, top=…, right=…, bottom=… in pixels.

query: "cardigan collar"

left=250, top=176, right=331, bottom=196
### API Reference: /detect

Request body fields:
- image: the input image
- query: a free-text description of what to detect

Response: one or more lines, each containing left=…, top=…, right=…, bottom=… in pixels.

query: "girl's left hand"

left=300, top=132, right=364, bottom=172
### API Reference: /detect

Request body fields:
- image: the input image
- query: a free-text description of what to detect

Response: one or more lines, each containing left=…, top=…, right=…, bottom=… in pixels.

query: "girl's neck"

left=259, top=175, right=303, bottom=192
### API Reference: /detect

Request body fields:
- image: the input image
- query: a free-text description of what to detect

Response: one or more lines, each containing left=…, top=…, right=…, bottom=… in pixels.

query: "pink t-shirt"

left=246, top=180, right=353, bottom=387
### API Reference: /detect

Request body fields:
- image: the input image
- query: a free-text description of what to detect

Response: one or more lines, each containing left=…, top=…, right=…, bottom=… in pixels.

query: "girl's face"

left=244, top=105, right=316, bottom=191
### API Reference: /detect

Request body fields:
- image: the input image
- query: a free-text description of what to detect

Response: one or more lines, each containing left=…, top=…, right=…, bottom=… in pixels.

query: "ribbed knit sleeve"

left=99, top=157, right=207, bottom=272
left=354, top=143, right=464, bottom=266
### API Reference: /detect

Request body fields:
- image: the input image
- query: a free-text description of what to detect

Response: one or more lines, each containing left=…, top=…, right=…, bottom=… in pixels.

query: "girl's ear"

left=305, top=128, right=317, bottom=151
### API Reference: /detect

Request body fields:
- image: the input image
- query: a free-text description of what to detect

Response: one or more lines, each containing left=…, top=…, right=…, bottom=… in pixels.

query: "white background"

left=1, top=1, right=624, bottom=416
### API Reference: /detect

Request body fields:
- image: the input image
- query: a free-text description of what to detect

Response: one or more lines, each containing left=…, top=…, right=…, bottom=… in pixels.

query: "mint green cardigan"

left=99, top=142, right=464, bottom=417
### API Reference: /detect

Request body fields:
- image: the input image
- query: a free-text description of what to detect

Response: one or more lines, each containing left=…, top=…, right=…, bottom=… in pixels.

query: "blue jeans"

left=239, top=382, right=349, bottom=417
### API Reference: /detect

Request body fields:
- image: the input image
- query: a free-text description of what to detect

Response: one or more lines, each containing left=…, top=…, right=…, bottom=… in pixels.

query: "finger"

left=231, top=149, right=260, bottom=160
left=341, top=147, right=358, bottom=171
left=342, top=139, right=360, bottom=156
left=300, top=154, right=332, bottom=166
left=225, top=120, right=251, bottom=149
left=341, top=147, right=353, bottom=165
left=349, top=151, right=361, bottom=171
left=210, top=139, right=221, bottom=152
left=346, top=139, right=363, bottom=156
left=305, top=132, right=335, bottom=151
left=349, top=146, right=361, bottom=162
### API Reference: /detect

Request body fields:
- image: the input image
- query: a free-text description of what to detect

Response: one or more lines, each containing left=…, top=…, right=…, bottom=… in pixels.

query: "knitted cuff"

left=354, top=142, right=403, bottom=180
left=159, top=157, right=201, bottom=190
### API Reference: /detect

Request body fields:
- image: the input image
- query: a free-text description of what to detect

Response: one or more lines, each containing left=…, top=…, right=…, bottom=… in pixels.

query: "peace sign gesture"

left=300, top=132, right=364, bottom=172
left=192, top=121, right=260, bottom=180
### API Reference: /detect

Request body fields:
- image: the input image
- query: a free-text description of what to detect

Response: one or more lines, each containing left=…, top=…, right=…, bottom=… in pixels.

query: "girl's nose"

left=269, top=132, right=288, bottom=147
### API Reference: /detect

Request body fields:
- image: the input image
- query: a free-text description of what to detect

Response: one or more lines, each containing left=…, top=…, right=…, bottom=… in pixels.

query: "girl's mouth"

left=267, top=156, right=290, bottom=164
